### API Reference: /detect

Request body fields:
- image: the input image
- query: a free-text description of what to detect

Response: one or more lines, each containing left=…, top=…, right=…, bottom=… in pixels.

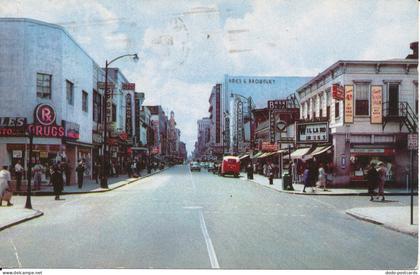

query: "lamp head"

left=133, top=53, right=139, bottom=62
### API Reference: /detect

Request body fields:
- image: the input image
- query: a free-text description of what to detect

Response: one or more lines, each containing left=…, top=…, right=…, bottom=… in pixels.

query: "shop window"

left=355, top=83, right=369, bottom=116
left=335, top=102, right=340, bottom=118
left=37, top=73, right=52, bottom=99
left=82, top=91, right=88, bottom=112
left=66, top=80, right=74, bottom=105
left=93, top=90, right=102, bottom=123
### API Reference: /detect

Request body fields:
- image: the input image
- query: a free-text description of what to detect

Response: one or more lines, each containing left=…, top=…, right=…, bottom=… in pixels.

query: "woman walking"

left=366, top=163, right=379, bottom=201
left=50, top=165, right=64, bottom=200
left=302, top=162, right=311, bottom=193
left=33, top=161, right=44, bottom=190
left=0, top=166, right=13, bottom=206
left=318, top=163, right=327, bottom=191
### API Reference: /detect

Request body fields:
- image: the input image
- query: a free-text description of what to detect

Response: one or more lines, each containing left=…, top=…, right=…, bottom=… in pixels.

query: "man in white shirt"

left=14, top=160, right=24, bottom=191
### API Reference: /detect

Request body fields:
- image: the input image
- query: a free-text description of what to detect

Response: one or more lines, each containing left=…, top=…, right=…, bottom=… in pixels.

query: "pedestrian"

left=136, top=159, right=141, bottom=176
left=14, top=160, right=24, bottom=192
left=246, top=162, right=254, bottom=180
left=0, top=165, right=13, bottom=206
left=75, top=160, right=85, bottom=189
left=60, top=159, right=70, bottom=186
left=309, top=160, right=318, bottom=192
left=366, top=163, right=379, bottom=201
left=376, top=162, right=387, bottom=201
left=50, top=165, right=64, bottom=200
left=317, top=163, right=327, bottom=191
left=268, top=162, right=274, bottom=185
left=302, top=162, right=310, bottom=193
left=94, top=159, right=101, bottom=184
left=33, top=161, right=44, bottom=190
left=127, top=160, right=133, bottom=177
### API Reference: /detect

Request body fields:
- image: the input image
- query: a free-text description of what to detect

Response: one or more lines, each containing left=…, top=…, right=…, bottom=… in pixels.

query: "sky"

left=0, top=0, right=418, bottom=154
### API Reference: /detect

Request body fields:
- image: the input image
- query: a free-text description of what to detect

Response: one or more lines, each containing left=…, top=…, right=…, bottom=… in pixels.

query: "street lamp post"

left=25, top=130, right=33, bottom=209
left=101, top=53, right=139, bottom=189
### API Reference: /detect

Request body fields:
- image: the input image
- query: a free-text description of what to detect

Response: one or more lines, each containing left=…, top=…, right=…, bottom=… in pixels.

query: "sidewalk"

left=1, top=166, right=170, bottom=232
left=241, top=172, right=418, bottom=237
left=0, top=206, right=43, bottom=232
left=240, top=172, right=417, bottom=196
left=15, top=167, right=169, bottom=196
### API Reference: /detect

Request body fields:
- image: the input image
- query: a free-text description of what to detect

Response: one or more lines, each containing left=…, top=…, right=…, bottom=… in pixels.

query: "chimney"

left=406, top=41, right=418, bottom=59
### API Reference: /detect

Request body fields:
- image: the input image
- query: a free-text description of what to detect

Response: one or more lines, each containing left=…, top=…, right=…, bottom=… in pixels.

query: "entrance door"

left=388, top=83, right=399, bottom=116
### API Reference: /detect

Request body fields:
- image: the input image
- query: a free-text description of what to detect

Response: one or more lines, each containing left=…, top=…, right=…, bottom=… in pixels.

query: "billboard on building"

left=344, top=85, right=354, bottom=124
left=296, top=121, right=329, bottom=143
left=371, top=86, right=383, bottom=124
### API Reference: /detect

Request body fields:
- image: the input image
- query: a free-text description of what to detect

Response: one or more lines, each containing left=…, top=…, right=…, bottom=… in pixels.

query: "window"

left=37, top=73, right=52, bottom=99
left=355, top=83, right=369, bottom=116
left=112, top=104, right=117, bottom=122
left=66, top=80, right=74, bottom=105
left=82, top=91, right=88, bottom=112
left=93, top=90, right=102, bottom=123
left=335, top=101, right=340, bottom=118
left=319, top=95, right=323, bottom=117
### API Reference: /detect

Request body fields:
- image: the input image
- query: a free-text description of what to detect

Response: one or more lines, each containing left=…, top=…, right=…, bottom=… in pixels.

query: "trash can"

left=282, top=173, right=294, bottom=191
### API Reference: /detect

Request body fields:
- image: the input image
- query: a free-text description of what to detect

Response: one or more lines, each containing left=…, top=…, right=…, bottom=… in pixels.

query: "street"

left=0, top=165, right=417, bottom=269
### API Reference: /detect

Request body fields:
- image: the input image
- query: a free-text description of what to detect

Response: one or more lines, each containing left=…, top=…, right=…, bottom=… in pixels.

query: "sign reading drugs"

left=371, top=86, right=382, bottom=124
left=344, top=85, right=354, bottom=124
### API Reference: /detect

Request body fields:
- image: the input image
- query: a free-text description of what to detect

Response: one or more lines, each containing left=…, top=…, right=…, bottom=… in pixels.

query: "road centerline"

left=198, top=209, right=220, bottom=269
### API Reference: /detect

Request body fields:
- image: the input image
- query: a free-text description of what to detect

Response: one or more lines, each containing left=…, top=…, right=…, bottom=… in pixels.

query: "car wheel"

left=234, top=174, right=239, bottom=178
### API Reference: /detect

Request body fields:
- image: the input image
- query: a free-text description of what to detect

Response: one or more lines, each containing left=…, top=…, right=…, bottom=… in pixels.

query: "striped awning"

left=251, top=152, right=264, bottom=159
left=310, top=145, right=332, bottom=157
left=289, top=147, right=311, bottom=159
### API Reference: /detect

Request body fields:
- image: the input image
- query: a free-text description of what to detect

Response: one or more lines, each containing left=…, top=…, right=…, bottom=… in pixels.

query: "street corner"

left=345, top=206, right=418, bottom=237
left=0, top=206, right=43, bottom=232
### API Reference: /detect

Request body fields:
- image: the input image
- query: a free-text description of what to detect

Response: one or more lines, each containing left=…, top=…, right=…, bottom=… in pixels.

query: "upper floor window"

left=355, top=83, right=369, bottom=116
left=66, top=80, right=74, bottom=105
left=93, top=90, right=102, bottom=123
left=82, top=91, right=88, bottom=112
left=112, top=104, right=117, bottom=122
left=37, top=73, right=52, bottom=99
left=335, top=101, right=340, bottom=118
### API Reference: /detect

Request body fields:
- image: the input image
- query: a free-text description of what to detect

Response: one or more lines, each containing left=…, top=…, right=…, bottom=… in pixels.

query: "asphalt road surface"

left=0, top=165, right=417, bottom=269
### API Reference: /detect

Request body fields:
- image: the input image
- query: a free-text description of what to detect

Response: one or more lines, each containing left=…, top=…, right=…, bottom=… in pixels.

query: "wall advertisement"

left=371, top=85, right=383, bottom=124
left=344, top=85, right=354, bottom=124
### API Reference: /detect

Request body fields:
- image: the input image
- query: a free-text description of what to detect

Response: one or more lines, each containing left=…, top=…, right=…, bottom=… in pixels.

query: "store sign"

left=13, top=150, right=22, bottom=158
left=261, top=142, right=278, bottom=152
left=269, top=111, right=276, bottom=143
left=34, top=104, right=57, bottom=125
left=125, top=94, right=132, bottom=136
left=296, top=122, right=329, bottom=143
left=0, top=117, right=27, bottom=136
left=371, top=86, right=382, bottom=124
left=268, top=100, right=288, bottom=110
left=122, top=83, right=135, bottom=90
left=134, top=93, right=141, bottom=140
left=408, top=134, right=418, bottom=150
left=97, top=82, right=115, bottom=89
left=29, top=104, right=65, bottom=137
left=332, top=84, right=345, bottom=100
left=92, top=131, right=104, bottom=143
left=63, top=121, right=80, bottom=139
left=350, top=148, right=385, bottom=154
left=344, top=85, right=354, bottom=124
left=237, top=100, right=243, bottom=144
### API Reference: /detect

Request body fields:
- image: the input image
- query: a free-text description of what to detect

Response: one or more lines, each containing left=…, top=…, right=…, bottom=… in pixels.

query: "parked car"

left=207, top=162, right=215, bottom=172
left=220, top=156, right=240, bottom=177
left=190, top=162, right=201, bottom=172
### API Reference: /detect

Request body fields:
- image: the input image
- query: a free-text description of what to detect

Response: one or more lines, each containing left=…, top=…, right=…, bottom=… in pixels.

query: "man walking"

left=50, top=165, right=64, bottom=200
left=14, top=160, right=24, bottom=192
left=377, top=162, right=387, bottom=201
left=75, top=160, right=85, bottom=189
left=366, top=163, right=379, bottom=201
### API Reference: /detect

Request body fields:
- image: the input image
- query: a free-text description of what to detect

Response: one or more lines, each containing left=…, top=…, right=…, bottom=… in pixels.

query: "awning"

left=277, top=149, right=288, bottom=154
left=239, top=154, right=250, bottom=160
left=131, top=147, right=148, bottom=152
left=310, top=145, right=332, bottom=157
left=251, top=152, right=263, bottom=159
left=289, top=147, right=311, bottom=159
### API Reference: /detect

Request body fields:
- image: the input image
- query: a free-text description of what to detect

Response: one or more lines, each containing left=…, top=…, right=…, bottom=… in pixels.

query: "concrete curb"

left=15, top=166, right=171, bottom=196
left=243, top=177, right=417, bottom=196
left=0, top=209, right=44, bottom=232
left=345, top=210, right=418, bottom=238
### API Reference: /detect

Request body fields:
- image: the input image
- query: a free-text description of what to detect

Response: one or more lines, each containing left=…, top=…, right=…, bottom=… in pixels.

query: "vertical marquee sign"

left=268, top=99, right=288, bottom=144
left=125, top=94, right=132, bottom=136
left=371, top=85, right=382, bottom=124
left=237, top=100, right=243, bottom=146
left=344, top=85, right=354, bottom=124
left=105, top=89, right=113, bottom=124
left=134, top=93, right=141, bottom=143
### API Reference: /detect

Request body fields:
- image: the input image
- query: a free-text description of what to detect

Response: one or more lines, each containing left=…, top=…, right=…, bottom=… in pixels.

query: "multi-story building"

left=0, top=18, right=139, bottom=185
left=147, top=105, right=168, bottom=159
left=297, top=43, right=418, bottom=187
left=195, top=118, right=212, bottom=160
